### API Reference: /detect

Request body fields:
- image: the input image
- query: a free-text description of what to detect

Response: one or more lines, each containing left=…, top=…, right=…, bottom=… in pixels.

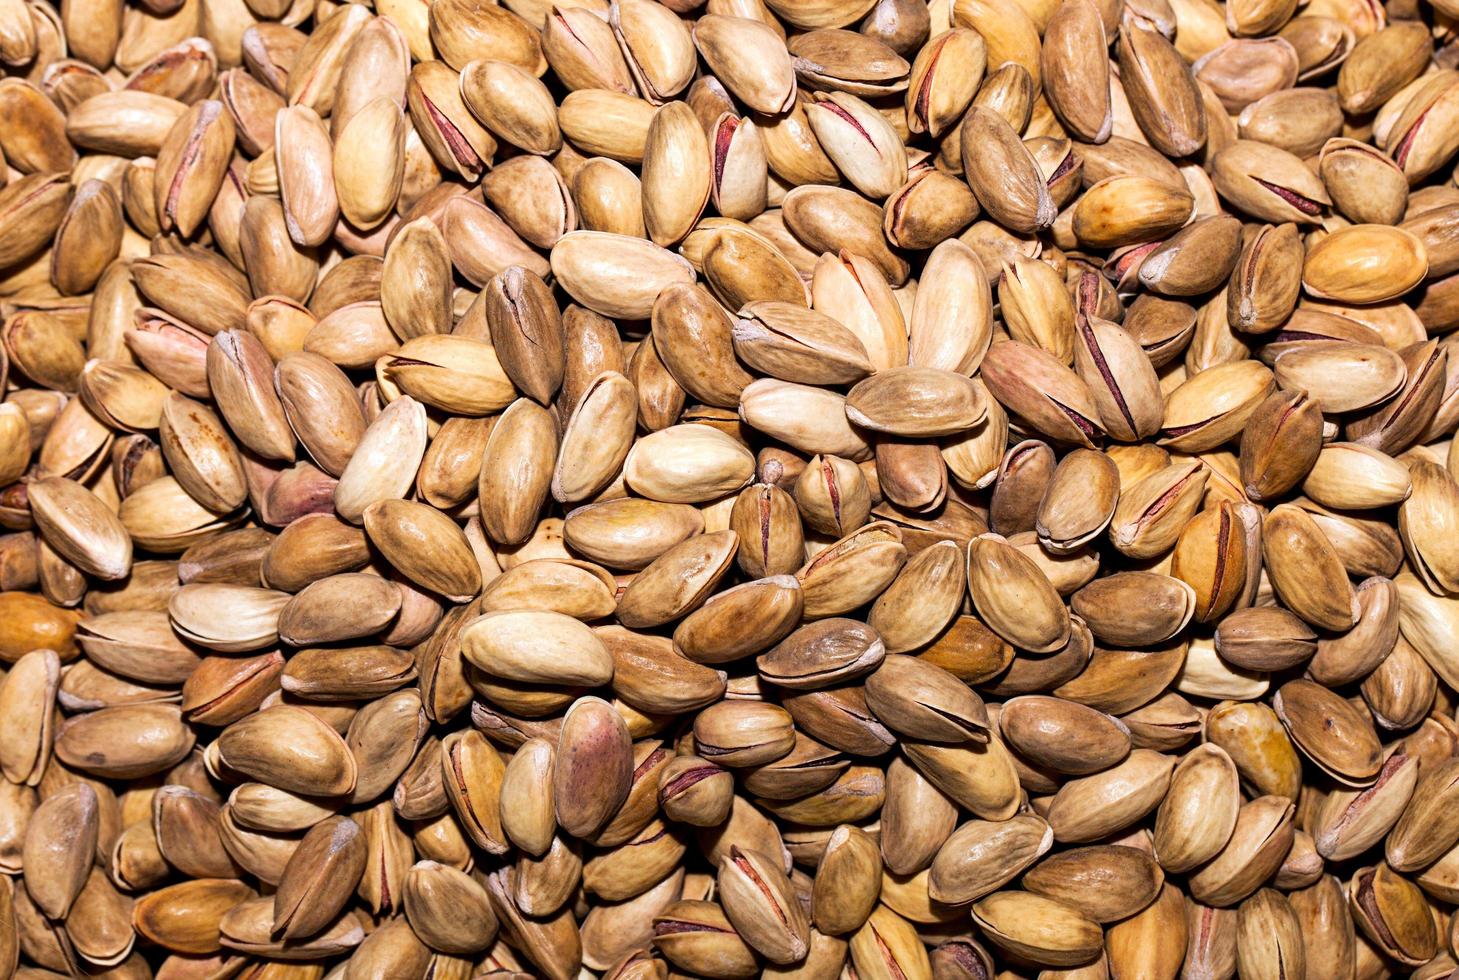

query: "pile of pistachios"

left=8, top=0, right=1459, bottom=974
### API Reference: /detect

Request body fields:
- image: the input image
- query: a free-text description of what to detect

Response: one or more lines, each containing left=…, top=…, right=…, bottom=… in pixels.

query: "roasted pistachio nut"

left=972, top=890, right=1103, bottom=967
left=1347, top=863, right=1437, bottom=966
left=718, top=844, right=810, bottom=963
left=3, top=0, right=1458, bottom=973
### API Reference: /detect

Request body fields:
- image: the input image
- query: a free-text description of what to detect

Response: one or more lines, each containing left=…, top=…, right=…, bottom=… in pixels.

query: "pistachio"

left=0, top=2, right=1454, bottom=975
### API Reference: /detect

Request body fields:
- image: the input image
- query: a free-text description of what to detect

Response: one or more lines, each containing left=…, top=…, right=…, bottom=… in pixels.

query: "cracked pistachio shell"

left=1188, top=794, right=1296, bottom=907
left=1348, top=340, right=1446, bottom=455
left=1160, top=360, right=1275, bottom=453
left=1400, top=461, right=1459, bottom=594
left=1170, top=500, right=1248, bottom=623
left=615, top=530, right=738, bottom=628
left=653, top=283, right=753, bottom=408
left=867, top=539, right=964, bottom=653
left=1228, top=222, right=1304, bottom=333
left=1312, top=748, right=1416, bottom=862
left=1000, top=255, right=1075, bottom=365
left=694, top=700, right=796, bottom=768
left=980, top=340, right=1104, bottom=449
left=1347, top=863, right=1437, bottom=966
left=733, top=301, right=874, bottom=386
left=553, top=371, right=638, bottom=504
left=791, top=522, right=903, bottom=619
left=864, top=654, right=988, bottom=743
left=652, top=899, right=758, bottom=977
left=718, top=845, right=810, bottom=963
left=849, top=904, right=931, bottom=979
left=1320, top=138, right=1409, bottom=226
left=788, top=28, right=910, bottom=97
left=1235, top=888, right=1306, bottom=980
left=1238, top=388, right=1322, bottom=500
left=806, top=90, right=908, bottom=200
left=1211, top=139, right=1331, bottom=223
left=27, top=476, right=132, bottom=581
left=1073, top=313, right=1164, bottom=442
left=677, top=572, right=804, bottom=664
left=906, top=29, right=985, bottom=138
left=22, top=782, right=97, bottom=919
left=756, top=617, right=882, bottom=690
left=1270, top=341, right=1407, bottom=414
left=611, top=0, right=696, bottom=102
left=1387, top=755, right=1459, bottom=872
left=272, top=815, right=365, bottom=940
left=1213, top=606, right=1316, bottom=673
left=901, top=736, right=1020, bottom=821
left=1035, top=451, right=1118, bottom=556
